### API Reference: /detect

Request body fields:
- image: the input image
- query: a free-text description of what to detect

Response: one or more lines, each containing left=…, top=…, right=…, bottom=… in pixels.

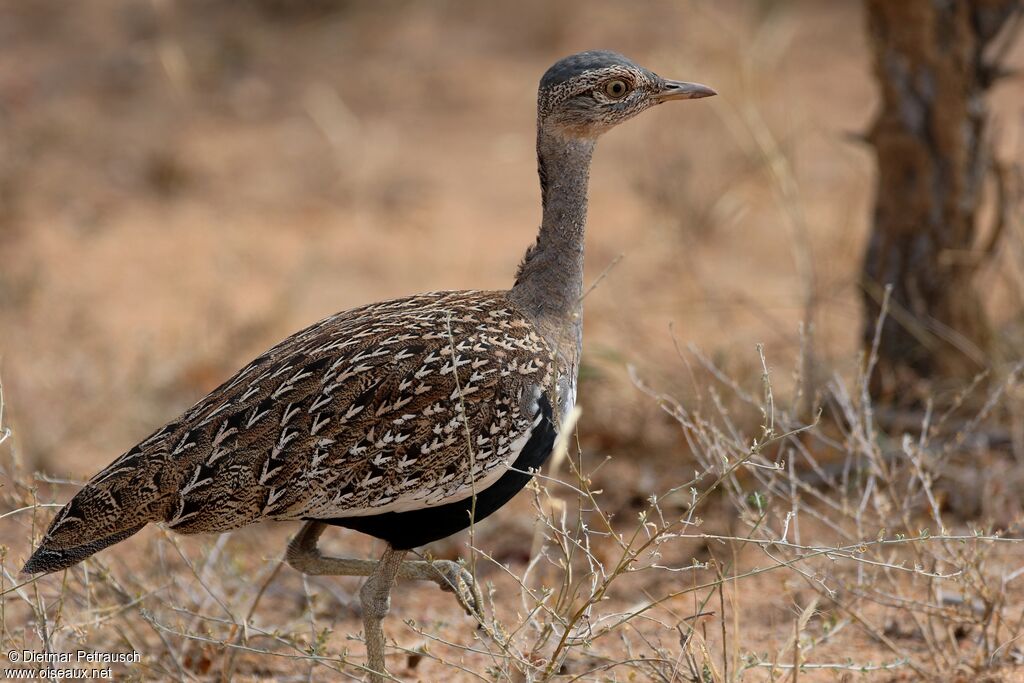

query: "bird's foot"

left=428, top=559, right=484, bottom=620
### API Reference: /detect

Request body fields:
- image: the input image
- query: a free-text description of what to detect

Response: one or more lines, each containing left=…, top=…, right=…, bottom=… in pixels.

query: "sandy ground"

left=2, top=1, right=1024, bottom=681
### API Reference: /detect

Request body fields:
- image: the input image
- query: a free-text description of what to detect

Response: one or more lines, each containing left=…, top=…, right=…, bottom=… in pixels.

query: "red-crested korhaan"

left=24, top=50, right=715, bottom=679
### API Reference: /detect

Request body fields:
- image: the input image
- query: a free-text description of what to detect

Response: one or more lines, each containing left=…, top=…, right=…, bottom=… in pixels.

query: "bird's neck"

left=511, top=127, right=595, bottom=324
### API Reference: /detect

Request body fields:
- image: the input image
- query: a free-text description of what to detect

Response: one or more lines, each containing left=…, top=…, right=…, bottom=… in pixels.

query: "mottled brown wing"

left=144, top=290, right=555, bottom=534
left=28, top=290, right=554, bottom=572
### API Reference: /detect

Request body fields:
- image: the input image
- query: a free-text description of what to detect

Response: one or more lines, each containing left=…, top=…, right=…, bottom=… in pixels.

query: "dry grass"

left=3, top=1, right=1024, bottom=681
left=5, top=334, right=1024, bottom=681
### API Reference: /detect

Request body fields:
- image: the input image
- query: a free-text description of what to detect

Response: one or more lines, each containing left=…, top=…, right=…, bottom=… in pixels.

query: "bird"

left=22, top=50, right=714, bottom=680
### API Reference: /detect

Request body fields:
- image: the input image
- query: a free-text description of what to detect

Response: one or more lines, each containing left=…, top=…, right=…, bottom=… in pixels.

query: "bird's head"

left=538, top=50, right=715, bottom=139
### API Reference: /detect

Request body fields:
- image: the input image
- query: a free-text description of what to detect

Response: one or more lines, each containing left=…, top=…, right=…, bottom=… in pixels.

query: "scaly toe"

left=433, top=561, right=483, bottom=619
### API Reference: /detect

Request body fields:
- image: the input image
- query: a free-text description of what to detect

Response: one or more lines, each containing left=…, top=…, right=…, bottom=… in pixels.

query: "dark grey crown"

left=539, top=50, right=638, bottom=89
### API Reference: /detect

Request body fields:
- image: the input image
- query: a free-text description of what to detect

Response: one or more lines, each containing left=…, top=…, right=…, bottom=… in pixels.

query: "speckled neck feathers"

left=511, top=127, right=594, bottom=324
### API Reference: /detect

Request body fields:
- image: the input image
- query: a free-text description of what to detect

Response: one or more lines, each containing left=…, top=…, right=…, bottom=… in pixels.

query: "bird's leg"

left=360, top=545, right=404, bottom=681
left=285, top=521, right=483, bottom=618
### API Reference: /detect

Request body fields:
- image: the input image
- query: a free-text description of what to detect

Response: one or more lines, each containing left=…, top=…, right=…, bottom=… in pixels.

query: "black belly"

left=316, top=394, right=557, bottom=550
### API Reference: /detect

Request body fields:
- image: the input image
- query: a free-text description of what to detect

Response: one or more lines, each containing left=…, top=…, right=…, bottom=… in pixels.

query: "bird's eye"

left=604, top=79, right=629, bottom=98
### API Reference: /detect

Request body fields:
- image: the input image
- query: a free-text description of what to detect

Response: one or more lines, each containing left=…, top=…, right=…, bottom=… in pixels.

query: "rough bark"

left=862, top=0, right=1019, bottom=402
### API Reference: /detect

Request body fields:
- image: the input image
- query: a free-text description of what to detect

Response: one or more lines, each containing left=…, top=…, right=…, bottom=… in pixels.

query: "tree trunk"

left=861, top=0, right=1018, bottom=403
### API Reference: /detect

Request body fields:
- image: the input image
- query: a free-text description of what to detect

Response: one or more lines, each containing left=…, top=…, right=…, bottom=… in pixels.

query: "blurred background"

left=3, top=1, right=1024, bottom=679
left=2, top=0, right=1024, bottom=524
left=0, top=0, right=894, bottom=472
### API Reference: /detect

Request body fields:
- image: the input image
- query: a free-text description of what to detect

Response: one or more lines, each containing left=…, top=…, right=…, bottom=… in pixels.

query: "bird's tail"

left=22, top=447, right=177, bottom=575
